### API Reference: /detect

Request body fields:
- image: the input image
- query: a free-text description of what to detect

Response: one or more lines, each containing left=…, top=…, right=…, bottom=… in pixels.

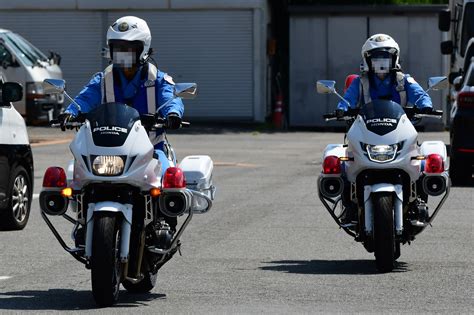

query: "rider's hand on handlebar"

left=166, top=113, right=182, bottom=129
left=57, top=113, right=73, bottom=132
left=335, top=108, right=346, bottom=119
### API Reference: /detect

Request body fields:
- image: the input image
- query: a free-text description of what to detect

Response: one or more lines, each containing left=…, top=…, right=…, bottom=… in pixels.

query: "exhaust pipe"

left=422, top=175, right=447, bottom=196
left=319, top=177, right=344, bottom=198
left=159, top=189, right=191, bottom=217
left=39, top=190, right=69, bottom=216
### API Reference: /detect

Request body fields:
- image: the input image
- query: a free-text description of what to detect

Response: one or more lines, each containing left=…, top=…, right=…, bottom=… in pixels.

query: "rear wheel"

left=372, top=192, right=395, bottom=272
left=91, top=213, right=122, bottom=307
left=0, top=166, right=31, bottom=230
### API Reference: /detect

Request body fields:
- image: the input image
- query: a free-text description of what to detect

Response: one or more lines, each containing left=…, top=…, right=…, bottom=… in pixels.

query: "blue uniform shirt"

left=64, top=64, right=184, bottom=118
left=337, top=73, right=432, bottom=111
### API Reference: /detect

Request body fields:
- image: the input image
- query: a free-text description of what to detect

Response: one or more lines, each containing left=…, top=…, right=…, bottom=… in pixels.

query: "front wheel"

left=372, top=192, right=395, bottom=272
left=91, top=213, right=122, bottom=307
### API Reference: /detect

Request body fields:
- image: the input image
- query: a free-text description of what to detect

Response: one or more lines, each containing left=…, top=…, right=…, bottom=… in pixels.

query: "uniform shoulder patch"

left=144, top=79, right=155, bottom=87
left=164, top=74, right=175, bottom=85
left=406, top=76, right=417, bottom=84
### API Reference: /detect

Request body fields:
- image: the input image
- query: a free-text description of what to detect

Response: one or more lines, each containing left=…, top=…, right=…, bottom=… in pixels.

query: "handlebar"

left=323, top=107, right=443, bottom=121
left=50, top=113, right=190, bottom=130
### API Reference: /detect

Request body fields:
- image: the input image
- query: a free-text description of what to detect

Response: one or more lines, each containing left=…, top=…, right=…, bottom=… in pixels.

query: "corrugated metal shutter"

left=0, top=10, right=104, bottom=96
left=107, top=10, right=254, bottom=119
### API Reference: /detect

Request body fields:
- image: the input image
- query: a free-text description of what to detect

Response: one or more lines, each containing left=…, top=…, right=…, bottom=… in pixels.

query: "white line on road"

left=33, top=193, right=39, bottom=199
left=0, top=276, right=11, bottom=281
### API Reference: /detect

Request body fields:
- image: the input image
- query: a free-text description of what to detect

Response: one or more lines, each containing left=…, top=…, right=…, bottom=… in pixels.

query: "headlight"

left=92, top=156, right=124, bottom=176
left=366, top=144, right=398, bottom=163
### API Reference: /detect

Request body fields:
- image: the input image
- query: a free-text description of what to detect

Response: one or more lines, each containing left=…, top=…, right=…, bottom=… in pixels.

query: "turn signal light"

left=61, top=187, right=73, bottom=197
left=150, top=187, right=161, bottom=197
left=43, top=167, right=67, bottom=188
left=323, top=156, right=341, bottom=174
left=163, top=167, right=186, bottom=188
left=424, top=154, right=444, bottom=174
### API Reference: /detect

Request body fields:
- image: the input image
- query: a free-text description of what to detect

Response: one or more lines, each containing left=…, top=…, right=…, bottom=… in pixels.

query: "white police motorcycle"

left=316, top=77, right=450, bottom=272
left=39, top=79, right=215, bottom=306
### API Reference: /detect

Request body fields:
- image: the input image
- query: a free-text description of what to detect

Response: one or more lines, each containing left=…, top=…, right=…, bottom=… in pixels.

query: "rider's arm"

left=337, top=76, right=360, bottom=111
left=405, top=75, right=432, bottom=109
left=64, top=73, right=102, bottom=116
left=155, top=72, right=184, bottom=118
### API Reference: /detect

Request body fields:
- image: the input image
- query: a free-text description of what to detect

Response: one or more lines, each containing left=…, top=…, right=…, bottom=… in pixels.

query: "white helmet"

left=107, top=16, right=151, bottom=63
left=361, top=34, right=400, bottom=72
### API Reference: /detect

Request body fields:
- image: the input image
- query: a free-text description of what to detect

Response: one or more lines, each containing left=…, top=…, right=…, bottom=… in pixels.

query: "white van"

left=0, top=77, right=33, bottom=230
left=0, top=29, right=63, bottom=124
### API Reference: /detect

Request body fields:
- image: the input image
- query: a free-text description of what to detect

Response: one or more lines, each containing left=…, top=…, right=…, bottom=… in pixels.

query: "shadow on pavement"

left=260, top=259, right=409, bottom=275
left=0, top=289, right=166, bottom=310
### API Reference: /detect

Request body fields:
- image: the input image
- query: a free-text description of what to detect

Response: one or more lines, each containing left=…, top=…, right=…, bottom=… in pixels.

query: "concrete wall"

left=289, top=6, right=448, bottom=128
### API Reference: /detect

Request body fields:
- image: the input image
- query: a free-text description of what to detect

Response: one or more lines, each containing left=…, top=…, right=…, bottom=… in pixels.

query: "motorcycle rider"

left=338, top=34, right=433, bottom=224
left=59, top=16, right=182, bottom=232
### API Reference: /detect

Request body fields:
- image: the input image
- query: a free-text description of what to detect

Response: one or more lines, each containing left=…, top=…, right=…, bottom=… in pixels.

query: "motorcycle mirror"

left=453, top=76, right=463, bottom=91
left=43, top=78, right=82, bottom=112
left=428, top=76, right=448, bottom=91
left=175, top=83, right=197, bottom=99
left=43, top=78, right=66, bottom=94
left=1, top=82, right=23, bottom=103
left=316, top=80, right=336, bottom=94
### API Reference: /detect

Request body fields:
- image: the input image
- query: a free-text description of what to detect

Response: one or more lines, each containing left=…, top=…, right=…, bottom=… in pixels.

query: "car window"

left=0, top=32, right=48, bottom=67
left=0, top=44, right=12, bottom=63
left=461, top=3, right=474, bottom=56
left=467, top=68, right=474, bottom=86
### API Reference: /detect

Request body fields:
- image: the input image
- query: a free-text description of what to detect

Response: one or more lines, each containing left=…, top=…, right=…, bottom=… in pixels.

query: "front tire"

left=91, top=213, right=122, bottom=307
left=0, top=166, right=31, bottom=230
left=372, top=192, right=395, bottom=272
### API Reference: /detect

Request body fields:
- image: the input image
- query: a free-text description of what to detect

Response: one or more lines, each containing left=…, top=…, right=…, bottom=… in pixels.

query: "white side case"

left=179, top=155, right=214, bottom=200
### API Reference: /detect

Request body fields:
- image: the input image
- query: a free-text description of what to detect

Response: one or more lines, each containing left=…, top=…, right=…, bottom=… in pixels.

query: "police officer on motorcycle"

left=336, top=33, right=433, bottom=117
left=59, top=16, right=183, bottom=231
left=338, top=33, right=434, bottom=224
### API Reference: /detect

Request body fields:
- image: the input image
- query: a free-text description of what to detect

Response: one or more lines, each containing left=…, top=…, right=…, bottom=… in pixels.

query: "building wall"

left=0, top=0, right=268, bottom=121
left=289, top=6, right=447, bottom=128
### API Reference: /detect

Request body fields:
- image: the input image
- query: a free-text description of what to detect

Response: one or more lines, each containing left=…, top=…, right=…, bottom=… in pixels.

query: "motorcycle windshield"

left=86, top=102, right=140, bottom=147
left=360, top=100, right=405, bottom=136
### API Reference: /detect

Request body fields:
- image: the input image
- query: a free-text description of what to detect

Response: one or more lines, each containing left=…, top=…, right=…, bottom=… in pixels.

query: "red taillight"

left=162, top=167, right=186, bottom=188
left=42, top=167, right=67, bottom=188
left=457, top=91, right=474, bottom=109
left=323, top=156, right=341, bottom=174
left=424, top=154, right=444, bottom=174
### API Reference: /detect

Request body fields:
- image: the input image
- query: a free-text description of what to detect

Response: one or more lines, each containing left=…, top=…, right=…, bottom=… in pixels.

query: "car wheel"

left=449, top=155, right=472, bottom=186
left=0, top=166, right=32, bottom=230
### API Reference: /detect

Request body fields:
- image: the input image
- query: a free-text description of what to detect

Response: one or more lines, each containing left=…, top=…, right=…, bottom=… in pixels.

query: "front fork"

left=85, top=202, right=133, bottom=262
left=363, top=184, right=403, bottom=236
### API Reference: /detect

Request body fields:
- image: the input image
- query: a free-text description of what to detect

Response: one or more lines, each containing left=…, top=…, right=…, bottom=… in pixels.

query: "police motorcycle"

left=39, top=79, right=216, bottom=306
left=316, top=76, right=450, bottom=272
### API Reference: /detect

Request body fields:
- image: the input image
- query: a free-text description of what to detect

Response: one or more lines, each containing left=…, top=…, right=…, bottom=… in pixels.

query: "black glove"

left=166, top=113, right=182, bottom=129
left=420, top=107, right=433, bottom=114
left=335, top=108, right=346, bottom=119
left=57, top=113, right=73, bottom=131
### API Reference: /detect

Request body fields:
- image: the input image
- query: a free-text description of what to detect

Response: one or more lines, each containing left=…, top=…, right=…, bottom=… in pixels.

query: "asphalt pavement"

left=0, top=127, right=472, bottom=313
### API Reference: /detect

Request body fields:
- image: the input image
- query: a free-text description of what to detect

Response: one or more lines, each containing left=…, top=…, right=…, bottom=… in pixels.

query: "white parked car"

left=0, top=29, right=63, bottom=123
left=0, top=76, right=33, bottom=230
